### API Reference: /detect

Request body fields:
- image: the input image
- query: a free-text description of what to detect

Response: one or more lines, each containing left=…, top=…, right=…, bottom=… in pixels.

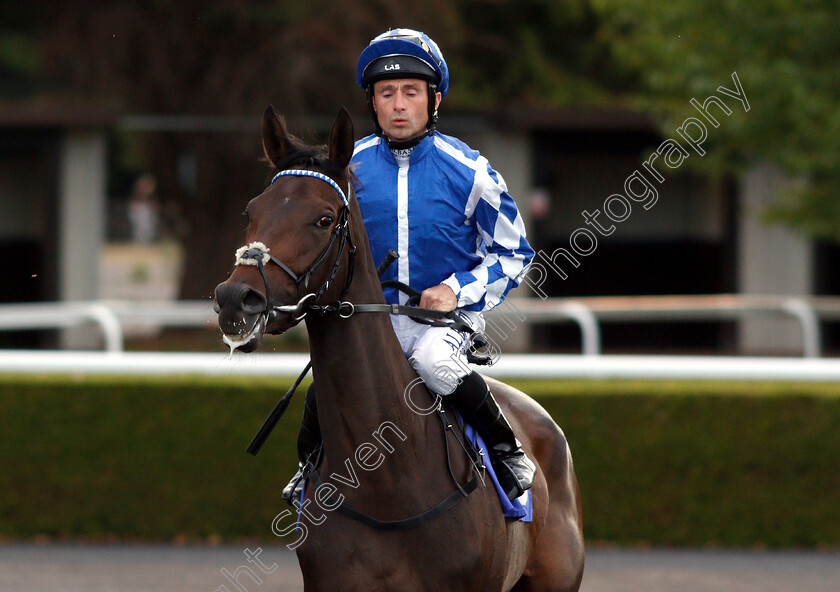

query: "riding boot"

left=447, top=372, right=536, bottom=501
left=281, top=383, right=322, bottom=505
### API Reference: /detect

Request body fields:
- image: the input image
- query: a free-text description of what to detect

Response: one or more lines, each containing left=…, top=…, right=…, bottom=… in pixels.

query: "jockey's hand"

left=419, top=284, right=458, bottom=312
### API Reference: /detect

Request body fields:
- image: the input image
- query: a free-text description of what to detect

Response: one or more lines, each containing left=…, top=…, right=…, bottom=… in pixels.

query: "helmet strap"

left=427, top=82, right=439, bottom=132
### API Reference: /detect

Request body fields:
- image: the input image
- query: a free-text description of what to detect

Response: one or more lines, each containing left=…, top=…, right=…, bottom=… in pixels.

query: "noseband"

left=233, top=169, right=356, bottom=322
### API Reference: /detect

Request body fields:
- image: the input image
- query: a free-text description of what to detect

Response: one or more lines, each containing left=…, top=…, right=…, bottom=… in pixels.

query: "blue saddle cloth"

left=464, top=423, right=533, bottom=522
left=296, top=421, right=533, bottom=524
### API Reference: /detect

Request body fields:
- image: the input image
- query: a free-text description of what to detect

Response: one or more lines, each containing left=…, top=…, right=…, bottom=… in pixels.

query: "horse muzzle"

left=214, top=281, right=316, bottom=351
left=214, top=281, right=269, bottom=352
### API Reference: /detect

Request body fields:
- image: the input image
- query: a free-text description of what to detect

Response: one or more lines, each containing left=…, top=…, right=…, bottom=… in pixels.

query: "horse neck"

left=304, top=247, right=425, bottom=465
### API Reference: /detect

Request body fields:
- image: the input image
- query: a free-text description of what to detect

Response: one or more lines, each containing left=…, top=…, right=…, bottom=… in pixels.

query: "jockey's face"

left=372, top=79, right=442, bottom=142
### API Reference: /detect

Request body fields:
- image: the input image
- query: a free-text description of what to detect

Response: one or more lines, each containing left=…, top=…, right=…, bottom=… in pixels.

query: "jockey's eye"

left=316, top=215, right=334, bottom=229
left=242, top=208, right=250, bottom=221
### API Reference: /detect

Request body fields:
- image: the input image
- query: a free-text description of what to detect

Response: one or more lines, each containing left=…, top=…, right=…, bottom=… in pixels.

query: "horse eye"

left=317, top=215, right=334, bottom=228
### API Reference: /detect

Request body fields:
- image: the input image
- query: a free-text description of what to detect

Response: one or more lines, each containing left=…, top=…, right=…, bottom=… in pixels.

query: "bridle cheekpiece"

left=233, top=169, right=356, bottom=323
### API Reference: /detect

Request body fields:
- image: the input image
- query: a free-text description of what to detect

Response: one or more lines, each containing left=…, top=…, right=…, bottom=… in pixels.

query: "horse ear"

left=262, top=105, right=292, bottom=167
left=328, top=106, right=354, bottom=170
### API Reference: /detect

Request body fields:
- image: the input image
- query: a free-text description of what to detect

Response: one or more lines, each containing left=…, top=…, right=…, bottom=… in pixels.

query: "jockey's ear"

left=329, top=106, right=354, bottom=170
left=262, top=105, right=293, bottom=167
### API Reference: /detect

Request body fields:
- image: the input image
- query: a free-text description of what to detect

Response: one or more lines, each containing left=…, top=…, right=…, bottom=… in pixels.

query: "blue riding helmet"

left=357, top=29, right=449, bottom=96
left=356, top=29, right=450, bottom=144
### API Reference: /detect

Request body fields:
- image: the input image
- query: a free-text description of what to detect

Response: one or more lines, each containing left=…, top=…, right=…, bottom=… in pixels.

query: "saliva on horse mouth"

left=222, top=314, right=267, bottom=356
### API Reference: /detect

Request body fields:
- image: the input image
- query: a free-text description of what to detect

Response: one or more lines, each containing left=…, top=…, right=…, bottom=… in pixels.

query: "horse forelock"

left=270, top=139, right=350, bottom=190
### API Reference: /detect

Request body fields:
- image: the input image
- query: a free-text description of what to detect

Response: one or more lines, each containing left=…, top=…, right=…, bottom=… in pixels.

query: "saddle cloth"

left=464, top=423, right=533, bottom=522
left=295, top=422, right=533, bottom=524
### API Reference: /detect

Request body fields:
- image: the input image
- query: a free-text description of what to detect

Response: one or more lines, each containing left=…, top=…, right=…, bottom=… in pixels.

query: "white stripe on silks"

left=463, top=174, right=484, bottom=219
left=485, top=276, right=510, bottom=308
left=460, top=277, right=487, bottom=306
left=472, top=264, right=490, bottom=288
left=480, top=171, right=504, bottom=211
left=433, top=137, right=487, bottom=218
left=397, top=160, right=410, bottom=304
left=352, top=135, right=380, bottom=156
left=500, top=253, right=527, bottom=279
left=492, top=211, right=527, bottom=249
left=433, top=136, right=481, bottom=171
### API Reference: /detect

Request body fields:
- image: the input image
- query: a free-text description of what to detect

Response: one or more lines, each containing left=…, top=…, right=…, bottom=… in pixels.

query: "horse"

left=214, top=106, right=584, bottom=592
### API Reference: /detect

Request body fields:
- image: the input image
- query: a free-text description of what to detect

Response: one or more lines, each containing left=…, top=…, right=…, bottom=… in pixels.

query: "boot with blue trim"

left=447, top=372, right=536, bottom=501
left=281, top=384, right=321, bottom=505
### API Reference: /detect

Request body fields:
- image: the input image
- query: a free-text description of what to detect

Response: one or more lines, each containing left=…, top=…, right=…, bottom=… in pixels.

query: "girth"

left=296, top=402, right=485, bottom=531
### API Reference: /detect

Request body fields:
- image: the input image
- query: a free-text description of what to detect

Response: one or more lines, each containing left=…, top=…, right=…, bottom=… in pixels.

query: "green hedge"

left=1, top=375, right=838, bottom=547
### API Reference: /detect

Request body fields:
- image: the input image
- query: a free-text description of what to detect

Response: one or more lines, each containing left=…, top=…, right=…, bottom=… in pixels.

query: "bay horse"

left=214, top=106, right=584, bottom=592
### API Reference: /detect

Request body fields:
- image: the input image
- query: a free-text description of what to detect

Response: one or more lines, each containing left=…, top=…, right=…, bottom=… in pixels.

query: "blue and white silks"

left=352, top=132, right=535, bottom=312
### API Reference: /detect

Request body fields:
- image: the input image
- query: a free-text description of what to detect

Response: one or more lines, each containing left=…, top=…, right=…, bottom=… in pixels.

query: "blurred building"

left=456, top=107, right=820, bottom=356
left=0, top=103, right=830, bottom=354
left=0, top=103, right=113, bottom=348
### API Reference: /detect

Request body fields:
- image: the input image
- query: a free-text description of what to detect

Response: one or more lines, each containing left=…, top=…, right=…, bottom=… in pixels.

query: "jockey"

left=284, top=28, right=536, bottom=503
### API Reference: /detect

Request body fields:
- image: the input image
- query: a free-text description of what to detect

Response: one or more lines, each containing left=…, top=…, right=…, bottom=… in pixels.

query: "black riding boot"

left=281, top=384, right=322, bottom=504
left=447, top=372, right=536, bottom=501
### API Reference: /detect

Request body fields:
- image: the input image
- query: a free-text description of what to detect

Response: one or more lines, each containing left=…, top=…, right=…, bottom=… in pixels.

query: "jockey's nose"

left=214, top=281, right=267, bottom=316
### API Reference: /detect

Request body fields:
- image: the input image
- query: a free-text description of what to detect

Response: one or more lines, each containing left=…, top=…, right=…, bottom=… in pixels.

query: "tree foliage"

left=448, top=0, right=630, bottom=109
left=593, top=0, right=840, bottom=240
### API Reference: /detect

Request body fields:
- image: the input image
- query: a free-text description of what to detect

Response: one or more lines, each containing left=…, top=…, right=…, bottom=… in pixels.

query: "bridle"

left=233, top=169, right=357, bottom=323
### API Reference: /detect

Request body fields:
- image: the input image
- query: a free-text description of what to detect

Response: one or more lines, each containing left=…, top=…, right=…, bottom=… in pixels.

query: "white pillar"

left=737, top=163, right=813, bottom=354
left=58, top=131, right=107, bottom=348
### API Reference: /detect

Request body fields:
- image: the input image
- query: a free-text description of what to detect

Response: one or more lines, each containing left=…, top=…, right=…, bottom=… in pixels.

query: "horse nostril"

left=215, top=282, right=266, bottom=314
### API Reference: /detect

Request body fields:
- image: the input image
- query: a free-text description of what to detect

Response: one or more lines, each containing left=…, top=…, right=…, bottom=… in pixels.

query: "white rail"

left=0, top=300, right=219, bottom=353
left=2, top=295, right=840, bottom=357
left=1, top=350, right=840, bottom=382
left=0, top=302, right=126, bottom=352
left=490, top=294, right=840, bottom=358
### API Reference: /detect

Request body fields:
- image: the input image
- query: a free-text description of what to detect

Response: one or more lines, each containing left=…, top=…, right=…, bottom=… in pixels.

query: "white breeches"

left=390, top=310, right=485, bottom=395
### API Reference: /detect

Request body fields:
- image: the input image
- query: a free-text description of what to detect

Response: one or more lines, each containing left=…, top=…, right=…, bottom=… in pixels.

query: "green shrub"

left=1, top=375, right=838, bottom=547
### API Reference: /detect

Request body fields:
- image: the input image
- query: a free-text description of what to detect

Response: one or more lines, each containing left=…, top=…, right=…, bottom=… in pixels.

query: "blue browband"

left=270, top=169, right=349, bottom=206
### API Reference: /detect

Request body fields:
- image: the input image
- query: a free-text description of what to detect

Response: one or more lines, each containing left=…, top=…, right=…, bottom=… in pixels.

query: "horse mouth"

left=222, top=314, right=267, bottom=354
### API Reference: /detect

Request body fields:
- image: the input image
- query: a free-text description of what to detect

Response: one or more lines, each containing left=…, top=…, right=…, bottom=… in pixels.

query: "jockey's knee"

left=409, top=349, right=469, bottom=395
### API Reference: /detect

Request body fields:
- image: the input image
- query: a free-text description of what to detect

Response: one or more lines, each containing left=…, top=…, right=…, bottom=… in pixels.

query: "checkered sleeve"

left=442, top=162, right=534, bottom=311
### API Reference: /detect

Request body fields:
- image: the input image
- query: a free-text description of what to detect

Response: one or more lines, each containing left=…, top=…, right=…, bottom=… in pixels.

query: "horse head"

left=214, top=105, right=355, bottom=352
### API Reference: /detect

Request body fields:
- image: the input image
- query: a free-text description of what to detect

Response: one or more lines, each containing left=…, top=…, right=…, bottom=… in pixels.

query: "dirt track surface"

left=1, top=543, right=839, bottom=591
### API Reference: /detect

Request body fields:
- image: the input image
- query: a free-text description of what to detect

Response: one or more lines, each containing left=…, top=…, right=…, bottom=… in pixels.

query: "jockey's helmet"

left=357, top=29, right=449, bottom=143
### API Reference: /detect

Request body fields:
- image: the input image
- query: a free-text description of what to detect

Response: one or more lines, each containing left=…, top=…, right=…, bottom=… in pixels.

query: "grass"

left=1, top=374, right=838, bottom=547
